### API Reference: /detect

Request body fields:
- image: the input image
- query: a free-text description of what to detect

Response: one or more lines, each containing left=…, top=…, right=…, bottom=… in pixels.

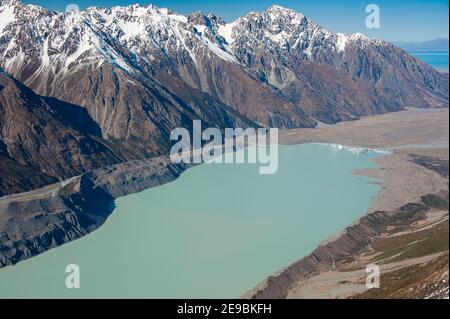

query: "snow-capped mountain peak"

left=0, top=0, right=246, bottom=92
left=265, top=4, right=305, bottom=22
left=0, top=1, right=446, bottom=126
left=0, top=0, right=380, bottom=79
left=0, top=0, right=447, bottom=163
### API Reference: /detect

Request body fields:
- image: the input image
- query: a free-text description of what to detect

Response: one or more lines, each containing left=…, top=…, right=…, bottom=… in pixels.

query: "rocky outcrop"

left=0, top=156, right=186, bottom=267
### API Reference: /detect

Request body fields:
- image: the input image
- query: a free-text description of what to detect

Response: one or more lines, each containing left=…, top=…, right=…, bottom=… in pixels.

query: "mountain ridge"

left=0, top=0, right=448, bottom=195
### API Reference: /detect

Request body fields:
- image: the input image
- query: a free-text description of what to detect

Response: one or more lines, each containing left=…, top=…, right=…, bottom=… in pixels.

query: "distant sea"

left=410, top=51, right=449, bottom=72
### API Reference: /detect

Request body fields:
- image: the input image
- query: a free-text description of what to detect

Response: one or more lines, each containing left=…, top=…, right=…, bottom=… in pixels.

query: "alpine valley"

left=1, top=0, right=448, bottom=196
left=0, top=0, right=448, bottom=294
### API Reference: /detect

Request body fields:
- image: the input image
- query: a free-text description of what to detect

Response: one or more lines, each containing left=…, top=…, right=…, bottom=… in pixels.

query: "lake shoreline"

left=0, top=143, right=383, bottom=298
left=244, top=149, right=448, bottom=298
left=0, top=143, right=385, bottom=270
left=0, top=108, right=448, bottom=298
left=245, top=108, right=449, bottom=299
left=0, top=157, right=189, bottom=268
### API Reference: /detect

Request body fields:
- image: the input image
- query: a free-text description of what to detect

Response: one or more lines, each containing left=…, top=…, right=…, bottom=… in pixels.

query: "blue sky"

left=23, top=0, right=449, bottom=41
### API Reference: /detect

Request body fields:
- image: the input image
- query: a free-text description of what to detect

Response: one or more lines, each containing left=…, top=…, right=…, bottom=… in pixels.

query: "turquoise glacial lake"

left=0, top=144, right=382, bottom=298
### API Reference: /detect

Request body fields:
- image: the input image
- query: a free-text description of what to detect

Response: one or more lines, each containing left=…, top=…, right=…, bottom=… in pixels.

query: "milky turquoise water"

left=0, top=144, right=381, bottom=298
left=411, top=51, right=449, bottom=71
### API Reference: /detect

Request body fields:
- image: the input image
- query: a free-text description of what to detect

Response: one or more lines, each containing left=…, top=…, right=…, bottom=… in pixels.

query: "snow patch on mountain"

left=336, top=33, right=348, bottom=52
left=0, top=1, right=383, bottom=85
left=218, top=22, right=235, bottom=45
left=204, top=38, right=238, bottom=63
left=0, top=1, right=16, bottom=35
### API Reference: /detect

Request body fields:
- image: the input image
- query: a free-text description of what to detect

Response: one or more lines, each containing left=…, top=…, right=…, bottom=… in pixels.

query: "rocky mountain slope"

left=0, top=63, right=255, bottom=194
left=0, top=69, right=133, bottom=195
left=0, top=0, right=448, bottom=196
left=0, top=0, right=313, bottom=135
left=219, top=5, right=448, bottom=122
left=1, top=1, right=447, bottom=126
